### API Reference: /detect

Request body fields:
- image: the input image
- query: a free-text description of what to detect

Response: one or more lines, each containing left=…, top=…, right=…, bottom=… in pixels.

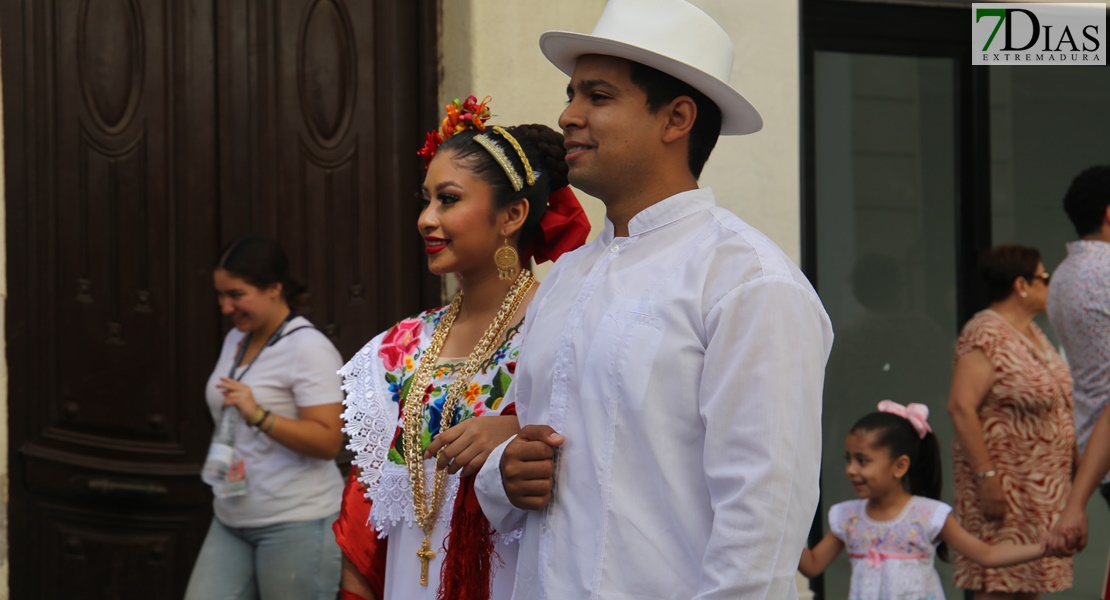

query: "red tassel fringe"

left=436, top=474, right=500, bottom=600
left=436, top=404, right=516, bottom=600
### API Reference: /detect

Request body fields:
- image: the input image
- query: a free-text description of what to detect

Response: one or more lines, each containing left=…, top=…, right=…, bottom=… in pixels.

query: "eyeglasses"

left=1026, top=272, right=1051, bottom=285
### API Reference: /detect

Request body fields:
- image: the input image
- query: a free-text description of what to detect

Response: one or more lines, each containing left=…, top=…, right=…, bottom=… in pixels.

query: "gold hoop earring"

left=494, top=239, right=520, bottom=281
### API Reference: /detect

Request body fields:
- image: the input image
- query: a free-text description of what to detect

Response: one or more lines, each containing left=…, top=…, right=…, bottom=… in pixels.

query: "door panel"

left=51, top=0, right=187, bottom=454
left=3, top=0, right=438, bottom=596
left=40, top=501, right=208, bottom=599
left=216, top=0, right=438, bottom=355
left=6, top=0, right=221, bottom=596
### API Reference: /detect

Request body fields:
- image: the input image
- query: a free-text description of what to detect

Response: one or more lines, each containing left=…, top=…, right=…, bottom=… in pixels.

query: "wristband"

left=261, top=413, right=276, bottom=434
left=975, top=469, right=998, bottom=479
left=250, top=407, right=270, bottom=427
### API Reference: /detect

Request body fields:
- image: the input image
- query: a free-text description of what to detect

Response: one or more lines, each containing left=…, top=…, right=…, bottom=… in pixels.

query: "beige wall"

left=439, top=2, right=810, bottom=596
left=694, top=0, right=802, bottom=263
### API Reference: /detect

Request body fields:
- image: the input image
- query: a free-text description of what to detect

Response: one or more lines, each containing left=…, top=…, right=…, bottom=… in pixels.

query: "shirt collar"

left=1066, top=239, right=1110, bottom=256
left=601, top=188, right=716, bottom=241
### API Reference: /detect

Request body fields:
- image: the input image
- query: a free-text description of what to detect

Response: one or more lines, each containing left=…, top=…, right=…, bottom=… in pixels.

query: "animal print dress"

left=952, top=310, right=1074, bottom=592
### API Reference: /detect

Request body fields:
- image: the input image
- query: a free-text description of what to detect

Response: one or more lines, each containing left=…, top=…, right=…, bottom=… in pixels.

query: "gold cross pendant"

left=417, top=536, right=436, bottom=586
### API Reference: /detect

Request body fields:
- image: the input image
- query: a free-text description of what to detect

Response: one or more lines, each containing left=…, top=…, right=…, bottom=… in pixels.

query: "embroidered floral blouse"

left=340, top=306, right=523, bottom=537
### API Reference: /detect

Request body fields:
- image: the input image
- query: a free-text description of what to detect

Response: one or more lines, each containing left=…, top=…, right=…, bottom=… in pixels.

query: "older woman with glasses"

left=947, top=244, right=1076, bottom=599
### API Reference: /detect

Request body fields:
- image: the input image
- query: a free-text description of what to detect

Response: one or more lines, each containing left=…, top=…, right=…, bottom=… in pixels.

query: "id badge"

left=215, top=458, right=248, bottom=498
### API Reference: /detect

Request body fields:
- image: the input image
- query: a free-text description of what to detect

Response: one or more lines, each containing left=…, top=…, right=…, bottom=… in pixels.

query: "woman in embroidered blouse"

left=946, top=244, right=1076, bottom=598
left=332, top=97, right=589, bottom=600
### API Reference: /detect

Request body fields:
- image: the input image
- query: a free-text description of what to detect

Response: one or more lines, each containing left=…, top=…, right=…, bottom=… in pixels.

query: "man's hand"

left=1048, top=504, right=1088, bottom=554
left=501, top=424, right=564, bottom=510
left=424, top=415, right=520, bottom=477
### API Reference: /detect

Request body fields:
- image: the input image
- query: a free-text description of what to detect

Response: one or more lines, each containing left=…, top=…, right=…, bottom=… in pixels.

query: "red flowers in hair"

left=418, top=95, right=492, bottom=170
left=417, top=132, right=443, bottom=169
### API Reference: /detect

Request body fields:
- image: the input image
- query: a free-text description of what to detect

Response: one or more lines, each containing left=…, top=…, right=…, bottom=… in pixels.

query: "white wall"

left=440, top=2, right=810, bottom=596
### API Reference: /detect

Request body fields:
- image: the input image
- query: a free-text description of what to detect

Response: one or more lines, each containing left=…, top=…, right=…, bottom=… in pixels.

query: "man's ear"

left=661, top=96, right=697, bottom=144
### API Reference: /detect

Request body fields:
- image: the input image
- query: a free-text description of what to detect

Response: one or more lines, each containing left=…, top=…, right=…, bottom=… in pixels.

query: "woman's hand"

left=946, top=349, right=1007, bottom=522
left=216, top=377, right=259, bottom=421
left=424, top=415, right=520, bottom=477
left=977, top=475, right=1007, bottom=521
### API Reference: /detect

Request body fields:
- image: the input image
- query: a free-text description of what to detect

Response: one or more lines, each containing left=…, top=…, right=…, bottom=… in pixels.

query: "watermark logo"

left=973, top=3, right=1105, bottom=65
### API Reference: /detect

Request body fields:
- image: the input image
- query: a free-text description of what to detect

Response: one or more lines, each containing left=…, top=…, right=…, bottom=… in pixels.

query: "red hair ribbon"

left=525, top=186, right=591, bottom=265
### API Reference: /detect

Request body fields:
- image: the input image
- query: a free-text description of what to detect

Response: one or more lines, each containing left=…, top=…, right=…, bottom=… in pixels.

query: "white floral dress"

left=830, top=496, right=950, bottom=600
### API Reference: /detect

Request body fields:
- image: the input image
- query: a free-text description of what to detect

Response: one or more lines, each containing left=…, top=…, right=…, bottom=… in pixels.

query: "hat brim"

left=540, top=30, right=763, bottom=136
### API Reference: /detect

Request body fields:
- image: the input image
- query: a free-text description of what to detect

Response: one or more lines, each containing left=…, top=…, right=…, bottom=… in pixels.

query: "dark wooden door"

left=215, top=0, right=440, bottom=351
left=2, top=0, right=438, bottom=597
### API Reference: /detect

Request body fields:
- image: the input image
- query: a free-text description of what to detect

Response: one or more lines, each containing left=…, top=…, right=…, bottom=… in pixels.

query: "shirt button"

left=610, top=244, right=619, bottom=253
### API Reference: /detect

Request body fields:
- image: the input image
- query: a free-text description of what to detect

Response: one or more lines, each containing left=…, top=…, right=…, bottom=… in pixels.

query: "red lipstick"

left=425, top=236, right=447, bottom=255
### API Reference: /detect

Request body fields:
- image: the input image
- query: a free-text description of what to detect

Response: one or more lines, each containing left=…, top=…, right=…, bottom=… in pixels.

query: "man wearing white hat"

left=473, top=1, right=833, bottom=597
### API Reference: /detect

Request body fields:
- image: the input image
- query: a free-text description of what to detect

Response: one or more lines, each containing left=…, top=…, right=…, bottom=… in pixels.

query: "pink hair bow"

left=877, top=400, right=932, bottom=439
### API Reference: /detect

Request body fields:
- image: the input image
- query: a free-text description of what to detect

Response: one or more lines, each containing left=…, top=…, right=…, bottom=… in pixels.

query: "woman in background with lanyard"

left=185, top=234, right=346, bottom=600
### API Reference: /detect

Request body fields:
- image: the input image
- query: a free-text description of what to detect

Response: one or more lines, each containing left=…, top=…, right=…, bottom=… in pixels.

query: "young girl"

left=799, top=400, right=1057, bottom=599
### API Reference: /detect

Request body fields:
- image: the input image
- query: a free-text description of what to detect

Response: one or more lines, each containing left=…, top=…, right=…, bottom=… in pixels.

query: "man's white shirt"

left=475, top=188, right=833, bottom=599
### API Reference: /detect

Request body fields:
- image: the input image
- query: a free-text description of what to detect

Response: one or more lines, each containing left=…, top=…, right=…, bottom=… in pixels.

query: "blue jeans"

left=184, top=513, right=341, bottom=600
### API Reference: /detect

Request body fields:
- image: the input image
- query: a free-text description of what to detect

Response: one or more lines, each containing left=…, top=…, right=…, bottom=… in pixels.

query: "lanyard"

left=228, top=312, right=296, bottom=381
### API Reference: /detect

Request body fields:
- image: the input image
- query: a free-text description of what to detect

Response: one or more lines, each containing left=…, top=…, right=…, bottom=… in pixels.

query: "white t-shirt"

left=204, top=315, right=345, bottom=527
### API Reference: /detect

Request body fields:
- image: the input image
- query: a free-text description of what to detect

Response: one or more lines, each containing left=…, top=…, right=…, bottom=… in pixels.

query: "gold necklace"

left=401, top=269, right=534, bottom=586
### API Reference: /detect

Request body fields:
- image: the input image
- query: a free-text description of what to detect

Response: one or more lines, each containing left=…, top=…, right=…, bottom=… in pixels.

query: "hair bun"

left=509, top=124, right=569, bottom=191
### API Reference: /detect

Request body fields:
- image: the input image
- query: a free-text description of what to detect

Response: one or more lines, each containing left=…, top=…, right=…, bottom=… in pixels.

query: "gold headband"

left=473, top=126, right=536, bottom=192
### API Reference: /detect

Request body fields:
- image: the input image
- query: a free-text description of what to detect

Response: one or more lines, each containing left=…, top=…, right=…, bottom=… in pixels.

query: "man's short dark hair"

left=628, top=62, right=722, bottom=179
left=1062, top=165, right=1110, bottom=237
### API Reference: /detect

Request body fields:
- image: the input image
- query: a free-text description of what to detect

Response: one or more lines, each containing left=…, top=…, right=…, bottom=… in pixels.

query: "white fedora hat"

left=539, top=0, right=762, bottom=136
